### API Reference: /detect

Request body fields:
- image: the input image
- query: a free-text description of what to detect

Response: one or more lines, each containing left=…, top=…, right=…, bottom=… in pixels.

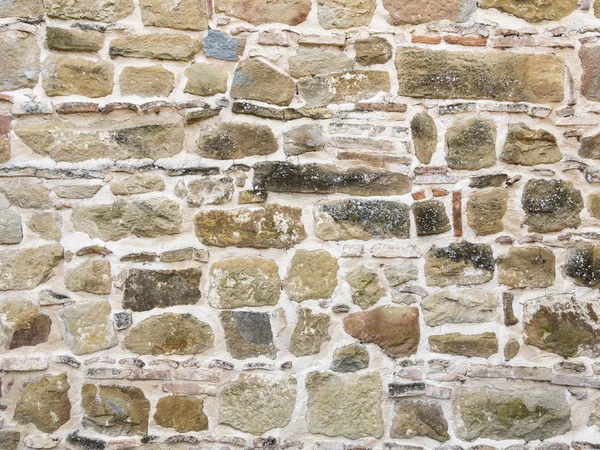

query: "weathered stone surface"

left=290, top=308, right=331, bottom=356
left=589, top=400, right=600, bottom=427
left=123, top=268, right=201, bottom=312
left=588, top=192, right=600, bottom=218
left=2, top=180, right=51, bottom=209
left=422, top=289, right=497, bottom=326
left=425, top=241, right=495, bottom=287
left=455, top=387, right=572, bottom=441
left=0, top=431, right=20, bottom=450
left=203, top=30, right=245, bottom=61
left=220, top=374, right=296, bottom=434
left=196, top=122, right=277, bottom=159
left=0, top=0, right=43, bottom=18
left=82, top=384, right=150, bottom=436
left=314, top=199, right=410, bottom=240
left=498, top=247, right=555, bottom=289
left=500, top=123, right=561, bottom=166
left=445, top=118, right=496, bottom=170
left=214, top=0, right=311, bottom=25
left=254, top=162, right=412, bottom=196
left=522, top=179, right=584, bottom=233
left=42, top=56, right=113, bottom=98
left=208, top=257, right=280, bottom=308
left=579, top=131, right=600, bottom=160
left=110, top=34, right=200, bottom=61
left=45, top=0, right=134, bottom=20
left=110, top=174, right=165, bottom=196
left=154, top=395, right=208, bottom=433
left=124, top=313, right=213, bottom=355
left=231, top=59, right=295, bottom=106
left=306, top=371, right=383, bottom=438
left=564, top=242, right=600, bottom=288
left=523, top=294, right=600, bottom=358
left=54, top=184, right=102, bottom=199
left=185, top=62, right=228, bottom=96
left=354, top=37, right=392, bottom=66
left=580, top=45, right=600, bottom=102
left=120, top=66, right=174, bottom=97
left=65, top=259, right=111, bottom=295
left=347, top=265, right=385, bottom=310
left=16, top=114, right=184, bottom=162
left=289, top=48, right=353, bottom=78
left=429, top=332, right=498, bottom=357
left=195, top=204, right=306, bottom=249
left=140, top=0, right=208, bottom=31
left=344, top=305, right=419, bottom=357
left=383, top=0, right=473, bottom=24
left=283, top=250, right=338, bottom=302
left=46, top=27, right=104, bottom=53
left=317, top=0, right=376, bottom=29
left=187, top=176, right=233, bottom=206
left=14, top=373, right=71, bottom=433
left=504, top=338, right=520, bottom=361
left=28, top=212, right=62, bottom=241
left=284, top=124, right=325, bottom=155
left=221, top=311, right=276, bottom=359
left=73, top=198, right=182, bottom=241
left=480, top=0, right=578, bottom=22
left=391, top=400, right=449, bottom=442
left=411, top=112, right=437, bottom=164
left=60, top=299, right=117, bottom=355
left=396, top=48, right=564, bottom=103
left=331, top=343, right=369, bottom=372
left=0, top=207, right=22, bottom=244
left=0, top=244, right=63, bottom=291
left=0, top=300, right=51, bottom=349
left=466, top=188, right=508, bottom=236
left=0, top=30, right=40, bottom=91
left=299, top=71, right=390, bottom=107
left=412, top=200, right=451, bottom=236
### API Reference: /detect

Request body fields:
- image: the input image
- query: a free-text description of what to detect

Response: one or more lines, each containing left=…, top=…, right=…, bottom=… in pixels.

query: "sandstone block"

left=383, top=0, right=474, bottom=25
left=391, top=400, right=449, bottom=442
left=411, top=111, right=437, bottom=164
left=65, top=259, right=112, bottom=295
left=221, top=311, right=276, bottom=359
left=283, top=250, right=338, bottom=302
left=28, top=212, right=62, bottom=241
left=480, top=0, right=578, bottom=22
left=412, top=199, right=451, bottom=236
left=466, top=188, right=509, bottom=236
left=154, top=395, right=208, bottom=432
left=422, top=289, right=497, bottom=326
left=445, top=117, right=497, bottom=170
left=110, top=34, right=200, bottom=61
left=331, top=343, right=369, bottom=372
left=0, top=207, right=22, bottom=244
left=425, top=241, right=495, bottom=286
left=110, top=173, right=165, bottom=195
left=0, top=300, right=51, bottom=349
left=289, top=48, right=353, bottom=78
left=42, top=56, right=113, bottom=98
left=120, top=66, right=174, bottom=97
left=429, top=332, right=498, bottom=357
left=500, top=123, right=561, bottom=166
left=0, top=244, right=63, bottom=291
left=185, top=62, right=228, bottom=96
left=45, top=0, right=134, bottom=21
left=497, top=247, right=556, bottom=289
left=60, top=299, right=117, bottom=355
left=197, top=122, right=277, bottom=159
left=231, top=58, right=295, bottom=106
left=317, top=0, right=376, bottom=29
left=46, top=27, right=104, bottom=52
left=290, top=308, right=331, bottom=356
left=522, top=179, right=583, bottom=233
left=347, top=265, right=385, bottom=310
left=214, top=0, right=311, bottom=25
left=0, top=30, right=40, bottom=91
left=140, top=0, right=208, bottom=31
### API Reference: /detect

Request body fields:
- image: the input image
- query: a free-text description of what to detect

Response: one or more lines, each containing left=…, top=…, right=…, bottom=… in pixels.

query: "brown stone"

left=65, top=259, right=112, bottom=295
left=28, top=212, right=62, bottom=241
left=331, top=343, right=369, bottom=372
left=504, top=338, right=520, bottom=361
left=299, top=71, right=390, bottom=107
left=42, top=56, right=113, bottom=98
left=196, top=122, right=277, bottom=159
left=288, top=47, right=353, bottom=77
left=317, top=0, right=376, bottom=29
left=221, top=310, right=276, bottom=359
left=46, top=27, right=104, bottom=52
left=480, top=0, right=578, bottom=22
left=154, top=395, right=208, bottom=432
left=411, top=111, right=437, bottom=164
left=383, top=0, right=473, bottom=25
left=0, top=431, right=20, bottom=450
left=497, top=247, right=556, bottom=289
left=391, top=400, right=449, bottom=442
left=283, top=250, right=339, bottom=302
left=445, top=118, right=497, bottom=170
left=110, top=34, right=201, bottom=61
left=0, top=0, right=43, bottom=18
left=0, top=300, right=51, bottom=349
left=231, top=58, right=295, bottom=106
left=140, top=0, right=208, bottom=31
left=0, top=244, right=63, bottom=291
left=0, top=30, right=40, bottom=91
left=185, top=62, right=228, bottom=96
left=580, top=131, right=600, bottom=160
left=1, top=180, right=51, bottom=209
left=580, top=45, right=600, bottom=102
left=60, top=299, right=117, bottom=355
left=466, top=188, right=509, bottom=236
left=346, top=265, right=385, bottom=310
left=120, top=66, right=174, bottom=97
left=45, top=0, right=134, bottom=21
left=588, top=192, right=600, bottom=219
left=429, top=332, right=499, bottom=357
left=290, top=308, right=331, bottom=356
left=500, top=123, right=561, bottom=166
left=214, top=0, right=311, bottom=25
left=354, top=36, right=392, bottom=65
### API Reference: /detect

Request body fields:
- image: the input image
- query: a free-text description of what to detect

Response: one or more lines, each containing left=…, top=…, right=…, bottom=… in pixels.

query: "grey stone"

left=0, top=207, right=22, bottom=244
left=187, top=176, right=234, bottom=206
left=221, top=310, right=276, bottom=359
left=284, top=124, right=325, bottom=155
left=0, top=30, right=40, bottom=91
left=331, top=343, right=369, bottom=372
left=412, top=199, right=451, bottom=236
left=203, top=30, right=245, bottom=61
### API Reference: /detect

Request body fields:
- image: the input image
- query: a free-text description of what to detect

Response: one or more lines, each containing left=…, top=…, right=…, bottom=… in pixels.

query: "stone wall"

left=2, top=0, right=600, bottom=449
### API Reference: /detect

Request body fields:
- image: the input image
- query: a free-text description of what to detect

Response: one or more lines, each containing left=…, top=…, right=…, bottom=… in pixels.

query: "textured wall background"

left=1, top=0, right=600, bottom=449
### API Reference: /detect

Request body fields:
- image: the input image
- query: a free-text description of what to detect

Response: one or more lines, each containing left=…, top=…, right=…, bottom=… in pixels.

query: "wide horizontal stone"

left=0, top=0, right=44, bottom=18
left=110, top=173, right=165, bottom=195
left=396, top=48, right=564, bottom=103
left=0, top=300, right=51, bottom=350
left=110, top=34, right=201, bottom=61
left=284, top=123, right=326, bottom=155
left=497, top=247, right=555, bottom=288
left=480, top=0, right=578, bottom=22
left=195, top=205, right=306, bottom=248
left=522, top=179, right=583, bottom=233
left=429, top=332, right=498, bottom=357
left=221, top=310, right=276, bottom=359
left=283, top=250, right=338, bottom=302
left=317, top=0, right=376, bottom=29
left=422, top=289, right=497, bottom=326
left=60, top=299, right=117, bottom=355
left=196, top=122, right=277, bottom=159
left=231, top=58, right=295, bottom=106
left=120, top=66, right=175, bottom=97
left=0, top=244, right=63, bottom=291
left=299, top=71, right=390, bottom=107
left=1, top=180, right=51, bottom=209
left=425, top=241, right=495, bottom=286
left=214, top=0, right=311, bottom=25
left=46, top=27, right=104, bottom=52
left=500, top=122, right=561, bottom=166
left=42, top=56, right=113, bottom=97
left=65, top=259, right=112, bottom=295
left=45, top=0, right=134, bottom=21
left=383, top=0, right=474, bottom=24
left=139, top=0, right=208, bottom=31
left=253, top=162, right=412, bottom=196
left=15, top=114, right=184, bottom=162
left=289, top=48, right=353, bottom=78
left=0, top=30, right=40, bottom=91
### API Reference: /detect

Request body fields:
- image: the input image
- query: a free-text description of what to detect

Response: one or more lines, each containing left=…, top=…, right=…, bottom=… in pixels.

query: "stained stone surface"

left=154, top=395, right=209, bottom=432
left=0, top=244, right=63, bottom=291
left=283, top=250, right=338, bottom=302
left=422, top=289, right=497, bottom=326
left=497, top=247, right=556, bottom=288
left=425, top=241, right=495, bottom=287
left=289, top=308, right=331, bottom=356
left=331, top=343, right=370, bottom=372
left=466, top=188, right=509, bottom=236
left=500, top=123, right=561, bottom=166
left=221, top=310, right=276, bottom=359
left=479, top=0, right=578, bottom=22
left=0, top=30, right=40, bottom=91
left=412, top=199, right=451, bottom=236
left=391, top=400, right=450, bottom=442
left=65, top=259, right=112, bottom=295
left=196, top=122, right=277, bottom=159
left=445, top=118, right=497, bottom=170
left=60, top=299, right=117, bottom=355
left=346, top=265, right=385, bottom=309
left=0, top=300, right=51, bottom=349
left=383, top=0, right=475, bottom=25
left=317, top=0, right=376, bottom=29
left=429, top=332, right=499, bottom=357
left=411, top=111, right=438, bottom=164
left=214, top=0, right=312, bottom=25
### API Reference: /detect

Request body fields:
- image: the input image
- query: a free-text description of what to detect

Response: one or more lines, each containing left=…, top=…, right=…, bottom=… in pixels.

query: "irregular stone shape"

left=383, top=0, right=473, bottom=24
left=480, top=0, right=578, bottom=22
left=306, top=371, right=383, bottom=438
left=289, top=48, right=353, bottom=78
left=185, top=62, right=228, bottom=96
left=317, top=0, right=376, bottom=29
left=220, top=374, right=296, bottom=434
left=354, top=36, right=392, bottom=66
left=331, top=343, right=369, bottom=372
left=522, top=179, right=583, bottom=233
left=208, top=257, right=280, bottom=309
left=589, top=399, right=600, bottom=427
left=196, top=122, right=277, bottom=159
left=391, top=400, right=449, bottom=442
left=214, top=0, right=311, bottom=25
left=466, top=188, right=508, bottom=236
left=221, top=311, right=276, bottom=359
left=588, top=192, right=600, bottom=218
left=504, top=338, right=520, bottom=361
left=497, top=247, right=555, bottom=289
left=65, top=259, right=112, bottom=295
left=500, top=123, right=561, bottom=166
left=412, top=199, right=451, bottom=236
left=14, top=373, right=71, bottom=433
left=0, top=207, right=22, bottom=244
left=1, top=180, right=51, bottom=209
left=110, top=34, right=200, bottom=61
left=60, top=299, right=117, bottom=355
left=82, top=384, right=149, bottom=436
left=0, top=300, right=51, bottom=349
left=290, top=308, right=331, bottom=356
left=523, top=294, right=600, bottom=358
left=54, top=184, right=102, bottom=199
left=42, top=56, right=113, bottom=98
left=110, top=174, right=165, bottom=195
left=140, top=0, right=208, bottom=31
left=411, top=111, right=437, bottom=165
left=283, top=250, right=338, bottom=302
left=579, top=131, right=600, bottom=160
left=445, top=118, right=496, bottom=170
left=580, top=45, right=600, bottom=102
left=564, top=242, right=600, bottom=288
left=0, top=244, right=63, bottom=291
left=46, top=27, right=104, bottom=52
left=203, top=29, right=245, bottom=61
left=28, top=212, right=62, bottom=241
left=231, top=59, right=295, bottom=106
left=469, top=173, right=508, bottom=189
left=347, top=265, right=385, bottom=310
left=124, top=313, right=213, bottom=355
left=284, top=124, right=325, bottom=155
left=120, top=66, right=174, bottom=97
left=0, top=30, right=40, bottom=91
left=429, top=332, right=498, bottom=357
left=0, top=0, right=43, bottom=18
left=455, top=387, right=572, bottom=441
left=299, top=71, right=390, bottom=107
left=45, top=0, right=134, bottom=20
left=123, top=268, right=201, bottom=312
left=254, top=162, right=412, bottom=196
left=195, top=205, right=306, bottom=249
left=422, top=289, right=497, bottom=326
left=154, top=395, right=208, bottom=433
left=0, top=431, right=20, bottom=450
left=73, top=198, right=182, bottom=241
left=344, top=305, right=419, bottom=357
left=425, top=241, right=495, bottom=287
left=187, top=176, right=233, bottom=206
left=396, top=48, right=564, bottom=103
left=15, top=114, right=184, bottom=162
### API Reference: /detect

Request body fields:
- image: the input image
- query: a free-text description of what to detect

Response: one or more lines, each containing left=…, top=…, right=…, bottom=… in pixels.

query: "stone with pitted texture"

left=283, top=250, right=338, bottom=302
left=498, top=247, right=556, bottom=289
left=221, top=310, right=276, bottom=359
left=425, top=241, right=495, bottom=287
left=0, top=30, right=40, bottom=91
left=60, top=299, right=117, bottom=355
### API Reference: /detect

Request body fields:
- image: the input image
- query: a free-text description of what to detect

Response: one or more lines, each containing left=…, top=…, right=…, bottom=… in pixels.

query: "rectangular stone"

left=162, top=382, right=217, bottom=396
left=174, top=369, right=221, bottom=382
left=85, top=368, right=126, bottom=379
left=388, top=382, right=426, bottom=397
left=1, top=356, right=48, bottom=371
